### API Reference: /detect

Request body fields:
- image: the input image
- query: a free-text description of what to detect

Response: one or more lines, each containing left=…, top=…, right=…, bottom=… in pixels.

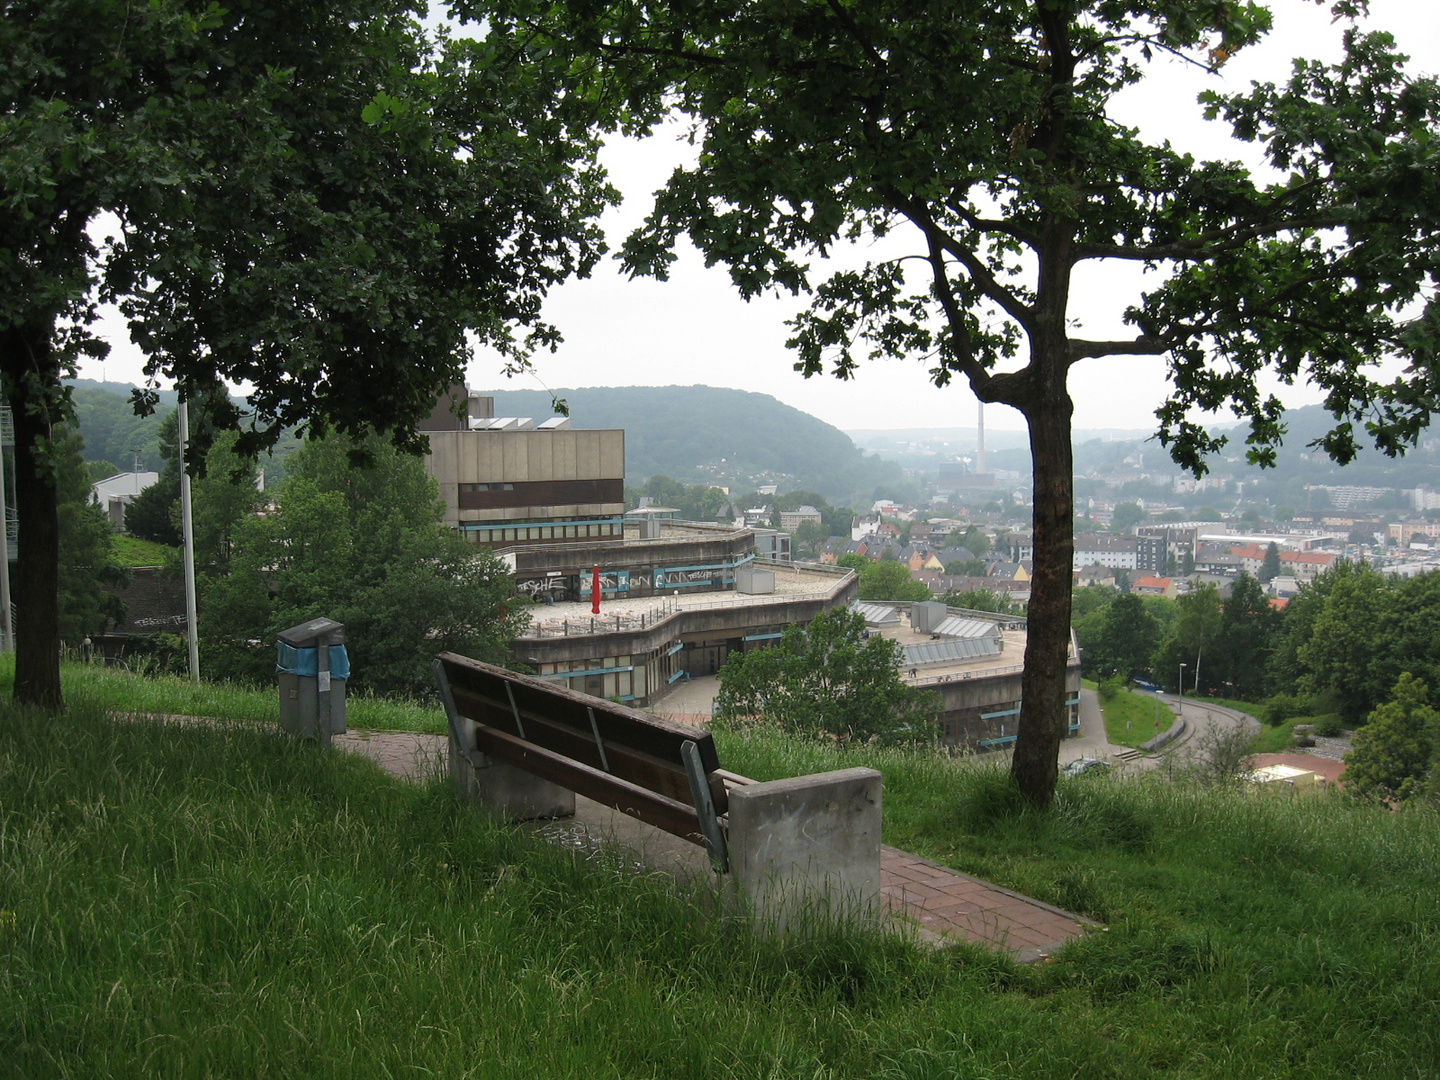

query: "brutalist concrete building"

left=420, top=387, right=1079, bottom=746
left=421, top=386, right=626, bottom=547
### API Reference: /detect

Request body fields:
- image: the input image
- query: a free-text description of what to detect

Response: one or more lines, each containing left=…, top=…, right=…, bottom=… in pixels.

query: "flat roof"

left=877, top=616, right=1038, bottom=687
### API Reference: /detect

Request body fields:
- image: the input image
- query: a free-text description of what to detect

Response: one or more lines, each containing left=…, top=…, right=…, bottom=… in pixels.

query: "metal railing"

left=521, top=596, right=684, bottom=639
left=516, top=561, right=854, bottom=641
left=906, top=662, right=1027, bottom=686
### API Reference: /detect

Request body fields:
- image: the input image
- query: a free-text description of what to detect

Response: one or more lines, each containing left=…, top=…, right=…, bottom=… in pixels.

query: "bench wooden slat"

left=470, top=722, right=706, bottom=842
left=437, top=653, right=732, bottom=857
left=448, top=681, right=727, bottom=811
left=438, top=652, right=722, bottom=772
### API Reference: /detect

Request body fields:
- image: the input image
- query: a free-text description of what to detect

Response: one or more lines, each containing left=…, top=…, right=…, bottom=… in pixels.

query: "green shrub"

left=1264, top=693, right=1306, bottom=727
left=1312, top=713, right=1347, bottom=738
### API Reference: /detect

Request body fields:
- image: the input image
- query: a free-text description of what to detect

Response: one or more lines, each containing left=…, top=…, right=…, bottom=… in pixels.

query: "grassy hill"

left=481, top=384, right=908, bottom=504
left=5, top=659, right=1438, bottom=1077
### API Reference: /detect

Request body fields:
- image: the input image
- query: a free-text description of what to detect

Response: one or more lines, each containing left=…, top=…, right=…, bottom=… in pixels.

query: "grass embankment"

left=63, top=658, right=445, bottom=734
left=4, top=665, right=1439, bottom=1077
left=1095, top=686, right=1175, bottom=749
left=110, top=535, right=176, bottom=567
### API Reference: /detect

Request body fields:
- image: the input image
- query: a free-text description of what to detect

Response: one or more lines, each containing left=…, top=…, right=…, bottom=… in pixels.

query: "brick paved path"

left=337, top=728, right=1098, bottom=960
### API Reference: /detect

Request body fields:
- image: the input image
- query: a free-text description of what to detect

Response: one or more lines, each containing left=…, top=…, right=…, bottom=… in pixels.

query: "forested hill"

left=481, top=385, right=906, bottom=503
left=65, top=379, right=908, bottom=504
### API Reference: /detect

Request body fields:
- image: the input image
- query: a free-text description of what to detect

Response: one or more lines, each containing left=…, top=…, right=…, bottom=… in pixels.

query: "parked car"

left=1063, top=757, right=1111, bottom=778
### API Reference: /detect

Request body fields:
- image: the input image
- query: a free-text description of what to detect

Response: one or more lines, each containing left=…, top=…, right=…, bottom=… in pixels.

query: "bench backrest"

left=434, top=652, right=729, bottom=865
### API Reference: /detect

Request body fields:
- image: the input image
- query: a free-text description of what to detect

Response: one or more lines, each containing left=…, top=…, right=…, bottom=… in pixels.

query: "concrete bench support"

left=727, top=767, right=882, bottom=932
left=448, top=717, right=576, bottom=821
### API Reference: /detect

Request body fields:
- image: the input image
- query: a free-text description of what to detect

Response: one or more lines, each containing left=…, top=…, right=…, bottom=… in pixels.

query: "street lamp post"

left=1178, top=662, right=1188, bottom=720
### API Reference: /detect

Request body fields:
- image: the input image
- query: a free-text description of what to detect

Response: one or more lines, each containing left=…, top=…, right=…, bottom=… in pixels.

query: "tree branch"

left=1074, top=201, right=1346, bottom=264
left=823, top=0, right=887, bottom=69
left=947, top=199, right=1042, bottom=250
left=892, top=191, right=1035, bottom=331
left=921, top=229, right=991, bottom=392
left=1068, top=336, right=1171, bottom=361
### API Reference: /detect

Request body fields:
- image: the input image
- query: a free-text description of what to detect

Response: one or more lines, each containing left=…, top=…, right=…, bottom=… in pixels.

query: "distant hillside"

left=67, top=380, right=174, bottom=473
left=480, top=385, right=906, bottom=503
left=63, top=379, right=296, bottom=483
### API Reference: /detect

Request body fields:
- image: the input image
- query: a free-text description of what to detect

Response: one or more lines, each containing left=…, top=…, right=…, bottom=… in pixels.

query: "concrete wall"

left=512, top=569, right=858, bottom=667
left=512, top=527, right=757, bottom=601
left=930, top=660, right=1083, bottom=749
left=425, top=428, right=626, bottom=530
left=448, top=723, right=576, bottom=821
left=727, top=768, right=883, bottom=932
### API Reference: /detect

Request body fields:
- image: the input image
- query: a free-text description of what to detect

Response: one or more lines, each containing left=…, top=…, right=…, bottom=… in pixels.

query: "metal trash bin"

left=277, top=617, right=348, bottom=745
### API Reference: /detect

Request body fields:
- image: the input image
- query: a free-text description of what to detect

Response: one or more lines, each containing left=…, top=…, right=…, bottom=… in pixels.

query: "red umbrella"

left=592, top=565, right=601, bottom=615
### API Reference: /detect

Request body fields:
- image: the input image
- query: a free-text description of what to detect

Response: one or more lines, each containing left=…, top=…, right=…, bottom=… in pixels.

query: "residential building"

left=1132, top=575, right=1179, bottom=597
left=1135, top=525, right=1199, bottom=573
left=778, top=505, right=823, bottom=532
left=999, top=531, right=1034, bottom=563
left=1072, top=533, right=1139, bottom=570
left=1390, top=521, right=1440, bottom=546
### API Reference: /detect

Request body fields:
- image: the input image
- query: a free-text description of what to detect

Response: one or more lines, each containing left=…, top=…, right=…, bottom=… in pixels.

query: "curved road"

left=1070, top=687, right=1260, bottom=771
left=657, top=673, right=1260, bottom=771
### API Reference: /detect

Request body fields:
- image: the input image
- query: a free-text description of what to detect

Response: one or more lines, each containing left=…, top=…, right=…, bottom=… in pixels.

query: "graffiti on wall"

left=578, top=570, right=631, bottom=597
left=517, top=575, right=577, bottom=603
left=654, top=567, right=725, bottom=589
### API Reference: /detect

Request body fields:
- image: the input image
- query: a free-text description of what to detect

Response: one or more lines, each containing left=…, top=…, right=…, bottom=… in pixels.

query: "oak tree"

left=1, top=1, right=612, bottom=706
left=488, top=0, right=1440, bottom=804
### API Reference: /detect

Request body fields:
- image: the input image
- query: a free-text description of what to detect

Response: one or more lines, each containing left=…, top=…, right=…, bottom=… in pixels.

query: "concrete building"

left=418, top=386, right=1078, bottom=749
left=857, top=600, right=1082, bottom=750
left=1388, top=521, right=1440, bottom=547
left=509, top=519, right=857, bottom=703
left=421, top=388, right=625, bottom=547
left=1136, top=525, right=1199, bottom=573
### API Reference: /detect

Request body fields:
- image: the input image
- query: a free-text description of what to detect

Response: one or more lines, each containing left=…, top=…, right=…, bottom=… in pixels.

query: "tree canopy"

left=1, top=1, right=613, bottom=706
left=200, top=434, right=527, bottom=698
left=486, top=0, right=1440, bottom=804
left=1083, top=592, right=1158, bottom=682
left=1344, top=673, right=1439, bottom=803
left=713, top=607, right=939, bottom=744
left=55, top=428, right=128, bottom=643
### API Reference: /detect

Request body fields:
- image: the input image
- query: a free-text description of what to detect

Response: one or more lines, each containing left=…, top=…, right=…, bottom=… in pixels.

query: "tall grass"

left=2, top=668, right=1439, bottom=1077
left=48, top=655, right=444, bottom=733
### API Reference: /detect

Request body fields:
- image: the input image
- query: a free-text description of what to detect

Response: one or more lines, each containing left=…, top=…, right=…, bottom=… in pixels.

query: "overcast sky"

left=81, top=1, right=1439, bottom=436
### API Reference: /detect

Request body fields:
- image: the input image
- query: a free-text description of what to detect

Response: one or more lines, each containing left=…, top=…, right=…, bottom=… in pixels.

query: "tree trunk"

left=1, top=321, right=64, bottom=710
left=1010, top=372, right=1075, bottom=808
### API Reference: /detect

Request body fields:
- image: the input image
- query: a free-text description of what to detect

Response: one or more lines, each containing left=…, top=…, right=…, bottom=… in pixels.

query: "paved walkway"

left=335, top=726, right=1099, bottom=961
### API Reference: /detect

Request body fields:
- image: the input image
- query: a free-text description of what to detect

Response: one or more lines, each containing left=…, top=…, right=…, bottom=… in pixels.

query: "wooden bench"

left=433, top=652, right=884, bottom=927
left=434, top=651, right=739, bottom=870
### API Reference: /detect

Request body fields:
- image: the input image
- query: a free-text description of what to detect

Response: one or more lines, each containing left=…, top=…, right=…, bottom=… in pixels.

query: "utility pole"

left=178, top=399, right=200, bottom=683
